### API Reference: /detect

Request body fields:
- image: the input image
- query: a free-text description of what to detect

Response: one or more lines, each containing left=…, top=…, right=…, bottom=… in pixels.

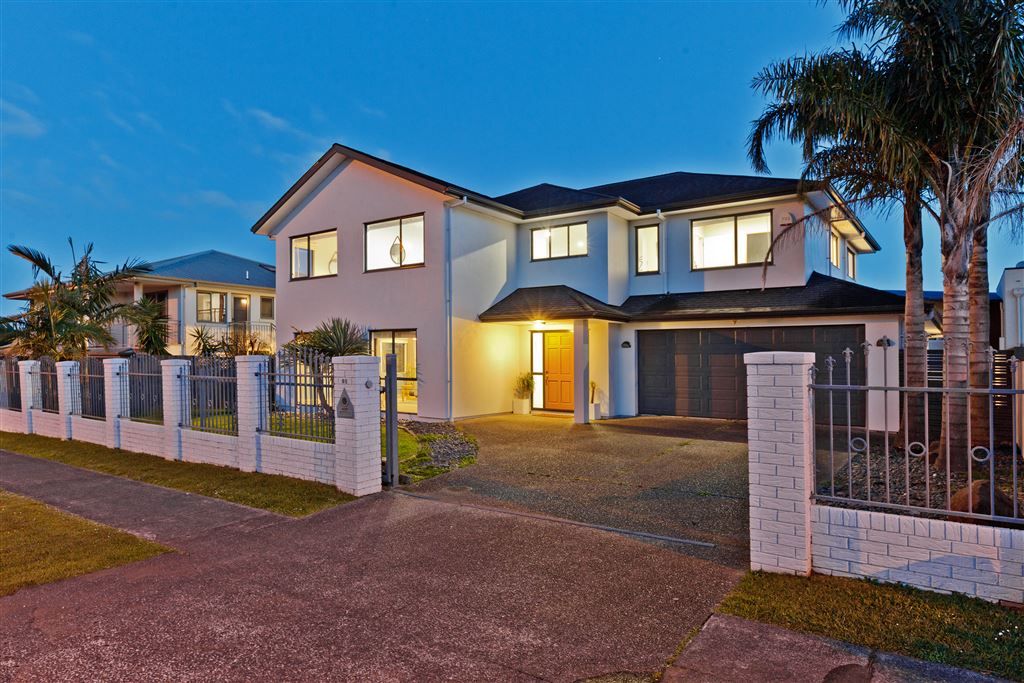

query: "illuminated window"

left=636, top=225, right=659, bottom=274
left=260, top=297, right=274, bottom=320
left=691, top=211, right=772, bottom=269
left=365, top=214, right=425, bottom=271
left=372, top=329, right=418, bottom=413
left=531, top=222, right=587, bottom=260
left=846, top=248, right=857, bottom=279
left=830, top=231, right=842, bottom=268
left=196, top=292, right=226, bottom=323
left=291, top=230, right=338, bottom=279
left=531, top=331, right=545, bottom=409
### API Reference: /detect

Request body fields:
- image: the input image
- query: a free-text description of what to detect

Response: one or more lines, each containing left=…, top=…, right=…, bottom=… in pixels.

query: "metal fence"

left=811, top=344, right=1022, bottom=527
left=38, top=356, right=59, bottom=413
left=189, top=356, right=238, bottom=436
left=0, top=357, right=21, bottom=411
left=262, top=348, right=334, bottom=443
left=79, top=356, right=105, bottom=420
left=126, top=354, right=164, bottom=424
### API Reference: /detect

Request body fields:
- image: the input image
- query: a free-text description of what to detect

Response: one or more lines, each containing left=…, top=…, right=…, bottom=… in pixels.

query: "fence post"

left=18, top=360, right=39, bottom=434
left=744, top=351, right=816, bottom=575
left=236, top=355, right=268, bottom=473
left=332, top=355, right=382, bottom=496
left=55, top=360, right=79, bottom=439
left=103, top=358, right=128, bottom=449
left=161, top=359, right=190, bottom=461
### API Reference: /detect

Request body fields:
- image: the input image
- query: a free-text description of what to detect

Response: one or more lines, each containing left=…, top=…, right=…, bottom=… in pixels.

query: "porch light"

left=533, top=320, right=545, bottom=327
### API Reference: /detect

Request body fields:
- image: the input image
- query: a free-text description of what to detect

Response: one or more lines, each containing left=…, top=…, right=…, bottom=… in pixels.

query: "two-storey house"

left=252, top=144, right=904, bottom=427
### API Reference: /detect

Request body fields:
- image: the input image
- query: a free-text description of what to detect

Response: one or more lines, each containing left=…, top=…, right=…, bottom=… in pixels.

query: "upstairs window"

left=830, top=231, right=842, bottom=268
left=260, top=296, right=275, bottom=320
left=636, top=224, right=659, bottom=274
left=197, top=292, right=226, bottom=323
left=532, top=222, right=587, bottom=260
left=691, top=211, right=772, bottom=270
left=365, top=214, right=425, bottom=271
left=291, top=230, right=337, bottom=279
left=846, top=248, right=857, bottom=279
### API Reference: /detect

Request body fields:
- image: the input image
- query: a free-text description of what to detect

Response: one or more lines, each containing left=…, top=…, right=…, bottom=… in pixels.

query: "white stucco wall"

left=515, top=211, right=613, bottom=301
left=997, top=265, right=1024, bottom=349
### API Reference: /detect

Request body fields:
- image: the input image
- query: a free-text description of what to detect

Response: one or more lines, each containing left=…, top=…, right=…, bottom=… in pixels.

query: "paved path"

left=414, top=414, right=750, bottom=569
left=0, top=453, right=742, bottom=682
left=668, top=614, right=1006, bottom=683
left=0, top=450, right=280, bottom=544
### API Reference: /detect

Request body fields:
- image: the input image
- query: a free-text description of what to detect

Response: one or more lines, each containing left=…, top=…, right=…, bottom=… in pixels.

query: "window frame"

left=634, top=224, right=660, bottom=275
left=690, top=209, right=774, bottom=271
left=846, top=247, right=857, bottom=279
left=260, top=296, right=275, bottom=320
left=370, top=328, right=419, bottom=415
left=289, top=228, right=338, bottom=281
left=363, top=212, right=426, bottom=273
left=830, top=230, right=842, bottom=268
left=530, top=222, right=589, bottom=262
left=196, top=291, right=227, bottom=324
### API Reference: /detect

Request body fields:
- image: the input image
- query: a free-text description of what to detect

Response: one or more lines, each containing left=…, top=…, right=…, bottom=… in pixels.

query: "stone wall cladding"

left=811, top=505, right=1024, bottom=604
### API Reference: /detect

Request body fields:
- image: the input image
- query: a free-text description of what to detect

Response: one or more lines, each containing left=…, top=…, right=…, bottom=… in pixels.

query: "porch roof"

left=479, top=273, right=906, bottom=324
left=478, top=285, right=630, bottom=322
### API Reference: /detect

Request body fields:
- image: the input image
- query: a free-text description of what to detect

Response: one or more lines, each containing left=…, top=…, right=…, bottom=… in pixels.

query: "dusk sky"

left=1, top=1, right=1020, bottom=314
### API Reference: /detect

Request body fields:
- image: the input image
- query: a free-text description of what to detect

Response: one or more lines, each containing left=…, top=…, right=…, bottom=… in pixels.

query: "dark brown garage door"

left=637, top=325, right=866, bottom=420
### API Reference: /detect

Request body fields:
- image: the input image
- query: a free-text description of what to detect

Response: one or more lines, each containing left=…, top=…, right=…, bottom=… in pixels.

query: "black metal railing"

left=189, top=356, right=238, bottom=436
left=262, top=347, right=334, bottom=443
left=38, top=356, right=59, bottom=413
left=0, top=357, right=21, bottom=411
left=79, top=356, right=105, bottom=420
left=126, top=354, right=163, bottom=424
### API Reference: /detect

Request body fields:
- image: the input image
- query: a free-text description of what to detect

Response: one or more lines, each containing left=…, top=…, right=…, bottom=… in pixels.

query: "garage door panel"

left=637, top=324, right=866, bottom=421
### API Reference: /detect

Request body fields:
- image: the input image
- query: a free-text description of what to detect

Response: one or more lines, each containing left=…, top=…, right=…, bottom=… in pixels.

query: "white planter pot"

left=512, top=398, right=532, bottom=415
left=589, top=403, right=602, bottom=421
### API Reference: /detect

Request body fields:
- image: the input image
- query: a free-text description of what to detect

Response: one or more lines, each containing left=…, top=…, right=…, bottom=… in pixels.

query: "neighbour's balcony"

left=89, top=320, right=183, bottom=353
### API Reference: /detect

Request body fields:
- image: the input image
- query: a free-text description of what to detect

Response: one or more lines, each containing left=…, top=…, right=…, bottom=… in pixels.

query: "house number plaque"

left=337, top=388, right=355, bottom=419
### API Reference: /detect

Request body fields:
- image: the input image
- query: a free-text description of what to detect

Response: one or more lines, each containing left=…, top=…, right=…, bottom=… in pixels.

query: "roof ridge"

left=583, top=169, right=801, bottom=191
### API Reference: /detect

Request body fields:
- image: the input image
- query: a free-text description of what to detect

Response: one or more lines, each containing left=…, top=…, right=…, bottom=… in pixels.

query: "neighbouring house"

left=252, top=143, right=909, bottom=426
left=4, top=250, right=276, bottom=356
left=997, top=261, right=1024, bottom=352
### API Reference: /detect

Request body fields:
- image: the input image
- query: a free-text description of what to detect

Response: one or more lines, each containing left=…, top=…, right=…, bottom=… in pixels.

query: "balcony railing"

left=90, top=320, right=183, bottom=351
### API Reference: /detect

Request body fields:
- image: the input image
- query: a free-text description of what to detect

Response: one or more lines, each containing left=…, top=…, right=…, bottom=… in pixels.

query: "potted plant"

left=512, top=372, right=534, bottom=415
left=589, top=380, right=601, bottom=421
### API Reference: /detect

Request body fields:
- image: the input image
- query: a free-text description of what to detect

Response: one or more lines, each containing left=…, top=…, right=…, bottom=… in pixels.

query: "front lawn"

left=718, top=571, right=1024, bottom=681
left=0, top=491, right=170, bottom=596
left=0, top=431, right=355, bottom=517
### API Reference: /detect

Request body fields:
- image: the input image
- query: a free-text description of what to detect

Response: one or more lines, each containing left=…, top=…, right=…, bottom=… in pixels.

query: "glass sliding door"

left=371, top=329, right=418, bottom=414
left=531, top=331, right=544, bottom=409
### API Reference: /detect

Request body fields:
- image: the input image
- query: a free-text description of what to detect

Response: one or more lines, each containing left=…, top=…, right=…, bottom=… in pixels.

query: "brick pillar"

left=573, top=319, right=590, bottom=425
left=55, top=360, right=79, bottom=439
left=161, top=359, right=190, bottom=461
left=103, top=358, right=129, bottom=448
left=333, top=355, right=382, bottom=496
left=236, top=355, right=268, bottom=473
left=19, top=360, right=40, bottom=433
left=744, top=351, right=816, bottom=575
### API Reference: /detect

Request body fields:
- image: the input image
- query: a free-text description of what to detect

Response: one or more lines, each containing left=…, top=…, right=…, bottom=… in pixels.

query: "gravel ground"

left=399, top=419, right=479, bottom=467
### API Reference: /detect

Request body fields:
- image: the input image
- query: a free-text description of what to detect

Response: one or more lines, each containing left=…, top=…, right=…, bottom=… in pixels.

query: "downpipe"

left=443, top=196, right=468, bottom=422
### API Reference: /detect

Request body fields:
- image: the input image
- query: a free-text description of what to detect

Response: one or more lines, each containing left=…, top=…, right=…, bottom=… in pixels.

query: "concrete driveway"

left=413, top=414, right=750, bottom=569
left=0, top=456, right=741, bottom=682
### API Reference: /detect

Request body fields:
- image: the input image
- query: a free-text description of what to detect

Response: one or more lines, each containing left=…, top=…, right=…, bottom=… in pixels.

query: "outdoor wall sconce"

left=621, top=341, right=632, bottom=349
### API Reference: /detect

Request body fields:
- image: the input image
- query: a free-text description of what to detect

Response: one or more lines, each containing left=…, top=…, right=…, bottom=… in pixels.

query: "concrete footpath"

left=667, top=614, right=1008, bottom=683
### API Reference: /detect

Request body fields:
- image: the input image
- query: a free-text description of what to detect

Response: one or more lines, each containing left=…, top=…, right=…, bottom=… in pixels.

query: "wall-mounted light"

left=533, top=320, right=545, bottom=327
left=621, top=341, right=631, bottom=349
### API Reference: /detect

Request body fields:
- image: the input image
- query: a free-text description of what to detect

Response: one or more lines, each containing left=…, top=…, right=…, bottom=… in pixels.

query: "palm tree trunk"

left=968, top=205, right=991, bottom=448
left=902, top=191, right=927, bottom=444
left=936, top=204, right=971, bottom=473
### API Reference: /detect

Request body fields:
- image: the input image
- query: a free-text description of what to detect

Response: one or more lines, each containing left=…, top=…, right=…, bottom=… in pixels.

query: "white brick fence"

left=0, top=355, right=381, bottom=496
left=745, top=351, right=1024, bottom=605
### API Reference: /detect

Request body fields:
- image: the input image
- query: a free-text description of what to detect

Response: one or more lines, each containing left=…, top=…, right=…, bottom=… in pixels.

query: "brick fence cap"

left=744, top=351, right=816, bottom=365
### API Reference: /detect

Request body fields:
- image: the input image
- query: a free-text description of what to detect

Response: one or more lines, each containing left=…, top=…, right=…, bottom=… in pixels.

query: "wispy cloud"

left=5, top=82, right=39, bottom=105
left=181, top=189, right=265, bottom=219
left=1, top=188, right=40, bottom=205
left=104, top=110, right=136, bottom=134
left=134, top=111, right=164, bottom=133
left=0, top=99, right=45, bottom=139
left=248, top=107, right=291, bottom=132
left=357, top=102, right=387, bottom=119
left=310, top=105, right=327, bottom=124
left=222, top=98, right=243, bottom=120
left=65, top=30, right=96, bottom=47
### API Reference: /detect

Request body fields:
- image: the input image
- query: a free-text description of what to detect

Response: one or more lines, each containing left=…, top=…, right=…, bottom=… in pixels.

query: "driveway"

left=0, top=455, right=741, bottom=682
left=413, top=414, right=750, bottom=569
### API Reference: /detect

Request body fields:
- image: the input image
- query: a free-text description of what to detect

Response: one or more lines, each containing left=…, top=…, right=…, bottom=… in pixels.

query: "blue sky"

left=1, top=1, right=1020, bottom=314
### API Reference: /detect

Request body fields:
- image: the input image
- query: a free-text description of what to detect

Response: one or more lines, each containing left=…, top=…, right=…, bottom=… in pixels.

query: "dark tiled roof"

left=478, top=285, right=630, bottom=322
left=622, top=273, right=904, bottom=320
left=582, top=172, right=805, bottom=213
left=480, top=273, right=904, bottom=323
left=493, top=183, right=618, bottom=214
left=146, top=250, right=275, bottom=288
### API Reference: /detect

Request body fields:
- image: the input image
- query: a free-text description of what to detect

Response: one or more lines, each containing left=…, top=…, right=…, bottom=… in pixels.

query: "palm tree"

left=0, top=240, right=151, bottom=360
left=126, top=296, right=169, bottom=356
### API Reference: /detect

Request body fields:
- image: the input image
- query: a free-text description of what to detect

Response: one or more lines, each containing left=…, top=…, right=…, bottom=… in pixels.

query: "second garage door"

left=637, top=324, right=865, bottom=419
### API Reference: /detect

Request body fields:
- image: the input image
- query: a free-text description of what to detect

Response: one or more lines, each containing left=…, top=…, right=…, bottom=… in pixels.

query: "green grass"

left=718, top=571, right=1024, bottom=681
left=387, top=426, right=476, bottom=482
left=0, top=431, right=355, bottom=517
left=0, top=491, right=170, bottom=596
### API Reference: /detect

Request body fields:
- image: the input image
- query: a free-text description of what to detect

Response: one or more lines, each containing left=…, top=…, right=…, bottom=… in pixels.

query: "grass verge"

left=0, top=491, right=170, bottom=596
left=718, top=571, right=1024, bottom=681
left=0, top=431, right=355, bottom=517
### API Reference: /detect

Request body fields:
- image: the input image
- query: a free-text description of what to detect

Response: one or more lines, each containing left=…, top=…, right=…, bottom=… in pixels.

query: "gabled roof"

left=250, top=143, right=870, bottom=235
left=479, top=273, right=905, bottom=323
left=143, top=250, right=274, bottom=288
left=478, top=285, right=630, bottom=322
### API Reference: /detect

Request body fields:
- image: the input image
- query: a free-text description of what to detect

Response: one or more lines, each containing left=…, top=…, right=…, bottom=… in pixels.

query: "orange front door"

left=543, top=331, right=574, bottom=411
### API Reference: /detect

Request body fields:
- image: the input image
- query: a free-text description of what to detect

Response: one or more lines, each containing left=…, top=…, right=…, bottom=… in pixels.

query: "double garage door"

left=637, top=324, right=865, bottom=420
